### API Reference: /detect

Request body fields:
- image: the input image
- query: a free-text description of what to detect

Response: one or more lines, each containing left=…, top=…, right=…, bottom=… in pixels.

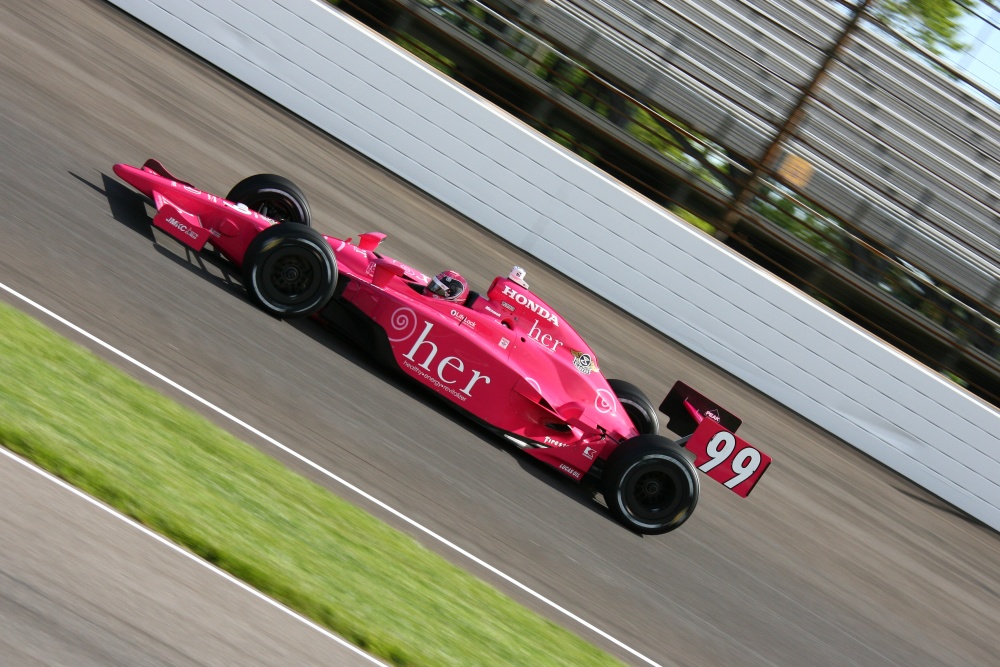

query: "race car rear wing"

left=659, top=380, right=742, bottom=439
left=659, top=381, right=771, bottom=498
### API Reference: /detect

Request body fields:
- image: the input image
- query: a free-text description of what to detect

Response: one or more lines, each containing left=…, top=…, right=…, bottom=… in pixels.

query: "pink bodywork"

left=114, top=160, right=641, bottom=481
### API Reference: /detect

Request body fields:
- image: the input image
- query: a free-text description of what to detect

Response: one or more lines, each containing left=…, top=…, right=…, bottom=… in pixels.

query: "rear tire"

left=608, top=379, right=659, bottom=435
left=242, top=225, right=337, bottom=318
left=227, top=174, right=311, bottom=226
left=602, top=436, right=700, bottom=534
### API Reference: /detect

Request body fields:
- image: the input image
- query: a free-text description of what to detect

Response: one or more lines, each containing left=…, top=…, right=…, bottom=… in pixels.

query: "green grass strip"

left=0, top=301, right=623, bottom=667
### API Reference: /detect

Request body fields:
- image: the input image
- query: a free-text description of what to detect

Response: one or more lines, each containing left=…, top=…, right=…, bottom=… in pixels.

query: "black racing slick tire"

left=608, top=379, right=659, bottom=436
left=242, top=225, right=337, bottom=318
left=226, top=174, right=312, bottom=226
left=602, top=436, right=700, bottom=535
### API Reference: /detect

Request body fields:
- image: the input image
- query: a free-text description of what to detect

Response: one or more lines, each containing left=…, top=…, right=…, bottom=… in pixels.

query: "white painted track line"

left=0, top=446, right=389, bottom=666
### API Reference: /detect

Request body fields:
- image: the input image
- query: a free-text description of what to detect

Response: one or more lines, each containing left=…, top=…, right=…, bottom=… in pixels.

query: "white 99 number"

left=697, top=431, right=762, bottom=488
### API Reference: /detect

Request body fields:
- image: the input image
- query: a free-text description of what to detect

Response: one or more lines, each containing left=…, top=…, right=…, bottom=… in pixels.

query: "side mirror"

left=372, top=258, right=405, bottom=288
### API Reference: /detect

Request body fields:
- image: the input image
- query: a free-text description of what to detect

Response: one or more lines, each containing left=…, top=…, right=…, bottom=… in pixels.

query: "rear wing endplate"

left=659, top=380, right=742, bottom=438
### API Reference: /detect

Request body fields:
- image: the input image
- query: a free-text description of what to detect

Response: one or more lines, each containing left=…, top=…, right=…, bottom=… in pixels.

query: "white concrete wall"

left=107, top=0, right=1000, bottom=531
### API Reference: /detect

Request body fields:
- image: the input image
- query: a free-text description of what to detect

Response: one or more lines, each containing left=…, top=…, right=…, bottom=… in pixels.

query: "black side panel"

left=659, top=380, right=742, bottom=437
left=316, top=285, right=397, bottom=368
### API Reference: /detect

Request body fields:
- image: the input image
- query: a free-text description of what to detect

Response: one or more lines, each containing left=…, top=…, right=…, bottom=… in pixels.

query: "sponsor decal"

left=402, top=359, right=473, bottom=402
left=498, top=337, right=510, bottom=349
left=500, top=285, right=559, bottom=325
left=705, top=408, right=721, bottom=423
left=450, top=309, right=476, bottom=329
left=527, top=319, right=563, bottom=352
left=484, top=304, right=504, bottom=318
left=558, top=463, right=582, bottom=480
left=543, top=436, right=567, bottom=447
left=387, top=307, right=419, bottom=342
left=571, top=349, right=598, bottom=374
left=594, top=388, right=616, bottom=414
left=395, top=316, right=492, bottom=398
left=583, top=446, right=597, bottom=460
left=500, top=300, right=515, bottom=312
left=164, top=216, right=200, bottom=241
left=366, top=260, right=376, bottom=276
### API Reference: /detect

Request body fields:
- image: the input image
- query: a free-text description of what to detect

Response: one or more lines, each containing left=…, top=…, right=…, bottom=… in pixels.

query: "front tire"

left=242, top=225, right=337, bottom=318
left=608, top=379, right=659, bottom=435
left=227, top=174, right=312, bottom=226
left=602, top=436, right=700, bottom=534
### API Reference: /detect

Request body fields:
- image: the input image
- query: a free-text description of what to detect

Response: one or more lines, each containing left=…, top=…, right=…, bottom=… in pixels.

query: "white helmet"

left=428, top=270, right=468, bottom=301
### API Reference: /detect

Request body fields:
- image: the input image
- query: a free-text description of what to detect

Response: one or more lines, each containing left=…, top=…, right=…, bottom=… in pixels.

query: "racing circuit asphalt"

left=2, top=1, right=1000, bottom=665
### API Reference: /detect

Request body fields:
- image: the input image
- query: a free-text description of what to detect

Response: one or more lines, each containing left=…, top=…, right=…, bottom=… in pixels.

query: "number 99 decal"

left=684, top=420, right=772, bottom=498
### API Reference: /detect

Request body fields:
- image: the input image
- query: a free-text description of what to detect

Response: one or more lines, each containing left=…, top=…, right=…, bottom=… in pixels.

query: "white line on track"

left=0, top=443, right=389, bottom=666
left=0, top=280, right=662, bottom=667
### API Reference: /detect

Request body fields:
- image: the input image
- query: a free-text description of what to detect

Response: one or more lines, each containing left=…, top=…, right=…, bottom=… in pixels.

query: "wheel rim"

left=634, top=470, right=673, bottom=506
left=620, top=457, right=690, bottom=526
left=257, top=246, right=323, bottom=307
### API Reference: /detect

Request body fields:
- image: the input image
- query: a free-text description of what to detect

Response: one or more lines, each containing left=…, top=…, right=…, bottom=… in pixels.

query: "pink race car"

left=114, top=159, right=771, bottom=534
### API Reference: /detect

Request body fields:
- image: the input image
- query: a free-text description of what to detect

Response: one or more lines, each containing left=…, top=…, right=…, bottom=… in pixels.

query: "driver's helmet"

left=428, top=270, right=468, bottom=301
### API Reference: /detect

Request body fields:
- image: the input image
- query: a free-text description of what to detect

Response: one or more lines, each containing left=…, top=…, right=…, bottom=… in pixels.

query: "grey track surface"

left=0, top=450, right=382, bottom=667
left=1, top=1, right=999, bottom=665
